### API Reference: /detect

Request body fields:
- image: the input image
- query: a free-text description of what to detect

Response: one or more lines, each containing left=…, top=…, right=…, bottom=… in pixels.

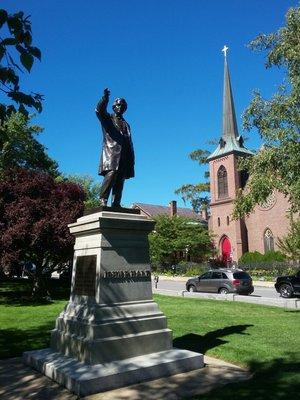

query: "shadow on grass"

left=0, top=278, right=70, bottom=306
left=174, top=324, right=253, bottom=354
left=191, top=353, right=300, bottom=400
left=0, top=321, right=55, bottom=359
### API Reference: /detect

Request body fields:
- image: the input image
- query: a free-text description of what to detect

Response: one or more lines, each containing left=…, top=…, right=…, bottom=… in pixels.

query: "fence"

left=151, top=260, right=300, bottom=279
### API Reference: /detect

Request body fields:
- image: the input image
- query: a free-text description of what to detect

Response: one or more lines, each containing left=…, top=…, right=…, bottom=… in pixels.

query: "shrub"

left=239, top=251, right=286, bottom=264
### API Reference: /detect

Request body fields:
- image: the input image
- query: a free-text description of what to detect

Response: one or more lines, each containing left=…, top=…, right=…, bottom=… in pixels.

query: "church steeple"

left=222, top=56, right=239, bottom=139
left=207, top=46, right=253, bottom=161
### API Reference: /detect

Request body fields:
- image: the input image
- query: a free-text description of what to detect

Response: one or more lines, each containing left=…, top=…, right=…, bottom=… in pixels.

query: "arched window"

left=217, top=217, right=220, bottom=227
left=264, top=228, right=274, bottom=253
left=217, top=165, right=228, bottom=198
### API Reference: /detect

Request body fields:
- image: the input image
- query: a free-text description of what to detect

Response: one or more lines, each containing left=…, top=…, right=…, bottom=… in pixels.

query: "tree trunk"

left=31, top=265, right=51, bottom=301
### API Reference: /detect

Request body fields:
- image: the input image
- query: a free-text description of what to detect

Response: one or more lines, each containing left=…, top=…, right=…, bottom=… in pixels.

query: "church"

left=207, top=49, right=291, bottom=263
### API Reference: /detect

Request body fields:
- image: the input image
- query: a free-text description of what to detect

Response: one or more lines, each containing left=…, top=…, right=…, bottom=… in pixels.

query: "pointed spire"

left=222, top=50, right=239, bottom=139
left=207, top=46, right=254, bottom=161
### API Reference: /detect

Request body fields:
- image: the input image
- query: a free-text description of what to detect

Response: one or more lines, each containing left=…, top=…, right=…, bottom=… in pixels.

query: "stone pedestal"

left=23, top=210, right=203, bottom=396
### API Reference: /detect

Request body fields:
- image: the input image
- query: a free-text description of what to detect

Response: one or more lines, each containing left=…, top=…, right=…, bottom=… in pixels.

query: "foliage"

left=0, top=112, right=58, bottom=176
left=151, top=261, right=208, bottom=277
left=277, top=219, right=300, bottom=259
left=238, top=250, right=286, bottom=264
left=59, top=174, right=101, bottom=209
left=175, top=149, right=210, bottom=213
left=0, top=169, right=85, bottom=298
left=149, top=214, right=213, bottom=266
left=0, top=9, right=43, bottom=120
left=234, top=6, right=300, bottom=218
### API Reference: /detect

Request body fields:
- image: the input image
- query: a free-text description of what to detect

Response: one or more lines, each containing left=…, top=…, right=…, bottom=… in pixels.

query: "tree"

left=0, top=112, right=58, bottom=176
left=0, top=9, right=43, bottom=120
left=175, top=149, right=210, bottom=213
left=277, top=219, right=300, bottom=260
left=0, top=169, right=85, bottom=298
left=149, top=214, right=213, bottom=266
left=233, top=5, right=300, bottom=218
left=61, top=174, right=102, bottom=209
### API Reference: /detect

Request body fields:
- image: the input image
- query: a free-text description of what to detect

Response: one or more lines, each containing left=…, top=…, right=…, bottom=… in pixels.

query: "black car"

left=274, top=269, right=300, bottom=298
left=186, top=269, right=254, bottom=295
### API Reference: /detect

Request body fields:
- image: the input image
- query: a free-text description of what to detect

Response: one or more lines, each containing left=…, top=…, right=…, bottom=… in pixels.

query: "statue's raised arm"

left=95, top=88, right=110, bottom=119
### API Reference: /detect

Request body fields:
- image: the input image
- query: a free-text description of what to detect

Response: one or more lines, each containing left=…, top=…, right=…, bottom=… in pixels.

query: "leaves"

left=277, top=219, right=300, bottom=259
left=0, top=112, right=58, bottom=176
left=0, top=9, right=43, bottom=119
left=0, top=9, right=8, bottom=28
left=0, top=169, right=85, bottom=280
left=149, top=215, right=213, bottom=265
left=234, top=5, right=300, bottom=218
left=20, top=51, right=34, bottom=72
left=1, top=37, right=18, bottom=45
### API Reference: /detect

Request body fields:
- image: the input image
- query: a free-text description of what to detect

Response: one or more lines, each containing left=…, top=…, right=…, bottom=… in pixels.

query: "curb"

left=153, top=289, right=300, bottom=309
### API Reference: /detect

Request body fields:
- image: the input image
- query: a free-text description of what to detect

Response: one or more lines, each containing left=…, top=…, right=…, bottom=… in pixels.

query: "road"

left=152, top=277, right=279, bottom=299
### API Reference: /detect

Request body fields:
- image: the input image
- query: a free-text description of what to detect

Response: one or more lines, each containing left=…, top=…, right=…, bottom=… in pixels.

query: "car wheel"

left=219, top=287, right=229, bottom=294
left=188, top=285, right=196, bottom=292
left=279, top=284, right=294, bottom=298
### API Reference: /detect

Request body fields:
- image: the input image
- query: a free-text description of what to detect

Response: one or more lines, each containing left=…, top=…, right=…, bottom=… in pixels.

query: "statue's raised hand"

left=103, top=88, right=110, bottom=98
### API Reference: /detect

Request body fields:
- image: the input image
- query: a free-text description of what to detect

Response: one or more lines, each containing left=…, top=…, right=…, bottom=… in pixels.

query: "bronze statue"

left=95, top=88, right=135, bottom=207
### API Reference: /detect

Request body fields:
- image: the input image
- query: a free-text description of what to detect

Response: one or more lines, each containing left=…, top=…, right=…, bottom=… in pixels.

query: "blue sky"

left=1, top=0, right=298, bottom=208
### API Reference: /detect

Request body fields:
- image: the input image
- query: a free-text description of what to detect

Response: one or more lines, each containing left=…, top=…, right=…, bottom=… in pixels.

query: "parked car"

left=274, top=269, right=300, bottom=298
left=186, top=269, right=254, bottom=295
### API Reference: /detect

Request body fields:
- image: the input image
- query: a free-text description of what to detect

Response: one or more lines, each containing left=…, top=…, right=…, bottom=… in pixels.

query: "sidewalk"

left=0, top=355, right=250, bottom=400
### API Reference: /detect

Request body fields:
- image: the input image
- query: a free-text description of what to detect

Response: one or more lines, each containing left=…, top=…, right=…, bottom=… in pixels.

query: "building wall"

left=209, top=153, right=247, bottom=262
left=245, top=191, right=291, bottom=254
left=209, top=153, right=291, bottom=261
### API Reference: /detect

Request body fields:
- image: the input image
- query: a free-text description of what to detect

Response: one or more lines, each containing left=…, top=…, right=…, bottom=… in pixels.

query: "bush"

left=151, top=262, right=209, bottom=277
left=239, top=251, right=286, bottom=264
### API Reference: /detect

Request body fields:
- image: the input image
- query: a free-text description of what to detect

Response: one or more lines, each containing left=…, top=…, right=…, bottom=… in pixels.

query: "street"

left=152, top=277, right=279, bottom=299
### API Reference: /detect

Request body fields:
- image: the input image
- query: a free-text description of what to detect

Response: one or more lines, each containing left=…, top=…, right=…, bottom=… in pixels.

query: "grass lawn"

left=0, top=280, right=299, bottom=399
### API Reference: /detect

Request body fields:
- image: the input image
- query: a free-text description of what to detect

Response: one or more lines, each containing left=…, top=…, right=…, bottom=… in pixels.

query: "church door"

left=221, top=237, right=231, bottom=262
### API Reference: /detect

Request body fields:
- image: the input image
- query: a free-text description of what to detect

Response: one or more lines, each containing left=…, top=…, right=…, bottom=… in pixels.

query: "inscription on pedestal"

left=73, top=255, right=96, bottom=296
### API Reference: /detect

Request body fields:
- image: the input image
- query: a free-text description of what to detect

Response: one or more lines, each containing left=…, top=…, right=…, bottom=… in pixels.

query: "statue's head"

left=112, top=98, right=127, bottom=116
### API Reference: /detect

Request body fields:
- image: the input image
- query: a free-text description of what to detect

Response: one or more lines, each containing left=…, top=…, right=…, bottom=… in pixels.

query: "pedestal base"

left=23, top=348, right=204, bottom=396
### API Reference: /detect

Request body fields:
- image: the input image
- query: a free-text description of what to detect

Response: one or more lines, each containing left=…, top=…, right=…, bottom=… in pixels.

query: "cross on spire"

left=222, top=45, right=229, bottom=58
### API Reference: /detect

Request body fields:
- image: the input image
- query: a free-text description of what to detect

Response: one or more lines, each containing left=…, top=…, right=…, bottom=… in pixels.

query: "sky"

left=1, top=0, right=298, bottom=208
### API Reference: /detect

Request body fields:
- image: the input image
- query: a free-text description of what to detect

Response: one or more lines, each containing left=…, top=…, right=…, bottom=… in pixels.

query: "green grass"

left=154, top=294, right=299, bottom=366
left=0, top=280, right=299, bottom=399
left=154, top=294, right=300, bottom=400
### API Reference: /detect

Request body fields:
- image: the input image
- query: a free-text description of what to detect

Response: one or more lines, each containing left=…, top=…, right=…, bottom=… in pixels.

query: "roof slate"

left=132, top=203, right=206, bottom=222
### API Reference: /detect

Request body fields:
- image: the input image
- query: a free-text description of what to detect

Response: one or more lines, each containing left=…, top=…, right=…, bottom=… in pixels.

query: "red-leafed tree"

left=0, top=169, right=85, bottom=298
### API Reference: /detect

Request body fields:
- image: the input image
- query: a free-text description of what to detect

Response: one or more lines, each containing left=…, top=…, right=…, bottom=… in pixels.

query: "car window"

left=212, top=271, right=222, bottom=279
left=200, top=272, right=211, bottom=280
left=233, top=272, right=251, bottom=279
left=222, top=273, right=229, bottom=279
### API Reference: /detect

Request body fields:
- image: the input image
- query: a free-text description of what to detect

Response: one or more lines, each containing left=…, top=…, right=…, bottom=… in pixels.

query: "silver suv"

left=186, top=269, right=254, bottom=295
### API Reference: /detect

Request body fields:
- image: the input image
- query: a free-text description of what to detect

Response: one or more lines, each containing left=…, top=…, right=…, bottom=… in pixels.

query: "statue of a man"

left=95, top=88, right=135, bottom=207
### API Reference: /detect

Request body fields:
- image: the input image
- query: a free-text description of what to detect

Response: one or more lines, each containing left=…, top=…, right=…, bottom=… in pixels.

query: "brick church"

left=207, top=51, right=291, bottom=263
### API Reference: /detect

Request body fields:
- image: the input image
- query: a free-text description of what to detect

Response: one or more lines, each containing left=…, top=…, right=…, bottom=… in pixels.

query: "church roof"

left=132, top=202, right=206, bottom=224
left=207, top=53, right=254, bottom=161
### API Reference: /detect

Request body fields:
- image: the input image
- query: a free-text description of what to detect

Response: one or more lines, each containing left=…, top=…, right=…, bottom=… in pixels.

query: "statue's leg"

left=99, top=170, right=117, bottom=205
left=111, top=172, right=125, bottom=207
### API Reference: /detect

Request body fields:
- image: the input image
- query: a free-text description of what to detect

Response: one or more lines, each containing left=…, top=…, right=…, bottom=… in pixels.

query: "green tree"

left=0, top=9, right=43, bottom=120
left=61, top=175, right=102, bottom=209
left=0, top=112, right=58, bottom=176
left=149, top=214, right=213, bottom=266
left=175, top=149, right=210, bottom=213
left=233, top=5, right=300, bottom=218
left=277, top=219, right=300, bottom=260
